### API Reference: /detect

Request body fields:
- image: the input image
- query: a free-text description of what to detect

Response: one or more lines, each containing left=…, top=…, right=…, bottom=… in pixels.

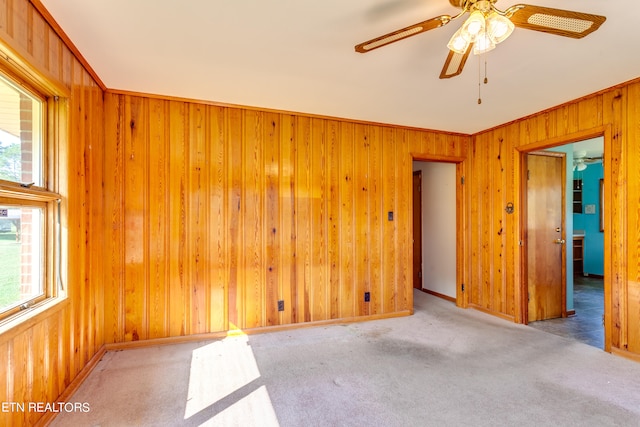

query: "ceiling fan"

left=355, top=0, right=606, bottom=79
left=573, top=151, right=603, bottom=171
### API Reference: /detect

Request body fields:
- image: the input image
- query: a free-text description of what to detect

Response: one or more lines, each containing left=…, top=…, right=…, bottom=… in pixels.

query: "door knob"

left=554, top=239, right=566, bottom=245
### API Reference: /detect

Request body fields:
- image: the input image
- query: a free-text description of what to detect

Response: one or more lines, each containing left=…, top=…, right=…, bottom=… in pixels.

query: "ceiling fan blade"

left=439, top=44, right=473, bottom=79
left=507, top=5, right=606, bottom=39
left=355, top=15, right=451, bottom=53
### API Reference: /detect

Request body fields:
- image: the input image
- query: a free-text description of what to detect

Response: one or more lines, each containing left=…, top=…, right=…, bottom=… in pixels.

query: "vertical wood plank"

left=354, top=124, right=370, bottom=315
left=123, top=95, right=148, bottom=342
left=147, top=98, right=169, bottom=339
left=339, top=121, right=355, bottom=318
left=226, top=108, right=243, bottom=329
left=625, top=83, right=640, bottom=352
left=310, top=118, right=328, bottom=321
left=368, top=125, right=383, bottom=314
left=295, top=116, right=312, bottom=323
left=208, top=105, right=227, bottom=332
left=168, top=100, right=188, bottom=336
left=264, top=112, right=281, bottom=326
left=382, top=127, right=397, bottom=313
left=326, top=120, right=341, bottom=319
left=279, top=114, right=295, bottom=325
left=396, top=129, right=411, bottom=311
left=189, top=103, right=209, bottom=334
left=243, top=109, right=264, bottom=329
left=103, top=94, right=124, bottom=344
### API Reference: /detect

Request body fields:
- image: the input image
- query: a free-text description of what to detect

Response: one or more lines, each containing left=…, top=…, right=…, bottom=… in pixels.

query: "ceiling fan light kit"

left=355, top=0, right=606, bottom=80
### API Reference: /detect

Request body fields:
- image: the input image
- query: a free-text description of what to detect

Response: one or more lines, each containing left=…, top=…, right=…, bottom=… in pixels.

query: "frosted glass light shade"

left=447, top=27, right=471, bottom=54
left=461, top=10, right=486, bottom=42
left=473, top=32, right=495, bottom=54
left=486, top=12, right=514, bottom=44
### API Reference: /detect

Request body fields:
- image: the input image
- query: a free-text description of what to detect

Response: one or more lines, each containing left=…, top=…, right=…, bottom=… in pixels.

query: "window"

left=0, top=70, right=60, bottom=323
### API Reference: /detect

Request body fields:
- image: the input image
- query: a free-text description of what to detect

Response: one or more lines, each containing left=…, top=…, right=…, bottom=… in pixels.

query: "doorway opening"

left=521, top=134, right=606, bottom=350
left=412, top=159, right=463, bottom=307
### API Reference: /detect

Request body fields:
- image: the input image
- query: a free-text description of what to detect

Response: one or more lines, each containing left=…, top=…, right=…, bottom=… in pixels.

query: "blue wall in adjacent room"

left=573, top=162, right=604, bottom=276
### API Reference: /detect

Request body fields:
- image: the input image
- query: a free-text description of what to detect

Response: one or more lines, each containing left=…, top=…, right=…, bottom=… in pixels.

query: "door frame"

left=412, top=170, right=423, bottom=290
left=516, top=126, right=612, bottom=351
left=523, top=150, right=567, bottom=321
left=410, top=154, right=468, bottom=309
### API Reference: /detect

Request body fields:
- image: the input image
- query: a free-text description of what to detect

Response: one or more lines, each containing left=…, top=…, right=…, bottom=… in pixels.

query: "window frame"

left=0, top=55, right=64, bottom=329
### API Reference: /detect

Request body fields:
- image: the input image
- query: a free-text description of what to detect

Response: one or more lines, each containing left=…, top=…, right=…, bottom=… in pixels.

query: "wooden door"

left=527, top=153, right=566, bottom=321
left=412, top=170, right=422, bottom=290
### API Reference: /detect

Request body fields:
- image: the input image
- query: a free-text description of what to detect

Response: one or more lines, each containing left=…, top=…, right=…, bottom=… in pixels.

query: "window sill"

left=0, top=296, right=68, bottom=343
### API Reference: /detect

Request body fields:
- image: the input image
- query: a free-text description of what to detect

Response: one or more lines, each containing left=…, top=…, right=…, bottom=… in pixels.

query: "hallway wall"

left=412, top=161, right=456, bottom=299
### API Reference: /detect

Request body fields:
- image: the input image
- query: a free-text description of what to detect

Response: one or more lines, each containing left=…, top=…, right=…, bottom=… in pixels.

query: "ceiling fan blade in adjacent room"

left=439, top=44, right=473, bottom=79
left=355, top=15, right=451, bottom=53
left=507, top=5, right=606, bottom=39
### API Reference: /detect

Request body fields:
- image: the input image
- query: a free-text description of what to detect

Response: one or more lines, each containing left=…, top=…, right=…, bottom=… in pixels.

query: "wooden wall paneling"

left=226, top=108, right=243, bottom=330
left=12, top=0, right=27, bottom=51
left=279, top=114, right=295, bottom=325
left=578, top=95, right=603, bottom=131
left=27, top=4, right=43, bottom=70
left=188, top=103, right=209, bottom=334
left=294, top=116, right=312, bottom=323
left=47, top=26, right=59, bottom=82
left=103, top=94, right=124, bottom=344
left=326, top=120, right=341, bottom=319
left=84, top=70, right=101, bottom=356
left=504, top=126, right=519, bottom=318
left=0, top=340, right=7, bottom=414
left=354, top=124, right=370, bottom=316
left=602, top=88, right=625, bottom=351
left=167, top=101, right=189, bottom=336
left=89, top=80, right=105, bottom=354
left=9, top=334, right=25, bottom=425
left=491, top=132, right=505, bottom=314
left=310, top=118, right=328, bottom=321
left=68, top=61, right=81, bottom=374
left=123, top=95, right=148, bottom=342
left=338, top=121, right=355, bottom=318
left=625, top=83, right=640, bottom=353
left=368, top=125, right=383, bottom=314
left=396, top=129, right=411, bottom=311
left=604, top=94, right=625, bottom=350
left=381, top=128, right=397, bottom=313
left=471, top=135, right=491, bottom=308
left=147, top=98, right=170, bottom=339
left=243, top=109, right=265, bottom=329
left=208, top=105, right=228, bottom=332
left=46, top=313, right=60, bottom=404
left=29, top=321, right=45, bottom=425
left=264, top=112, right=281, bottom=326
left=0, top=0, right=8, bottom=36
left=468, top=138, right=478, bottom=306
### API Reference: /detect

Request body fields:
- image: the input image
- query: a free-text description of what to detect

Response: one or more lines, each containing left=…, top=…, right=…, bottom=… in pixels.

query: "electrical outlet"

left=277, top=300, right=285, bottom=312
left=364, top=292, right=370, bottom=302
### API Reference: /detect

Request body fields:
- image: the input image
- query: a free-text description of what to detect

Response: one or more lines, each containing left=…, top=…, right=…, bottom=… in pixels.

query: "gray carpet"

left=52, top=291, right=640, bottom=426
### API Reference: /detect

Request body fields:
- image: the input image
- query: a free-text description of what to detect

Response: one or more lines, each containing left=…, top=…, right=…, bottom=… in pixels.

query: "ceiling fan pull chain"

left=477, top=55, right=482, bottom=104
left=484, top=59, right=488, bottom=84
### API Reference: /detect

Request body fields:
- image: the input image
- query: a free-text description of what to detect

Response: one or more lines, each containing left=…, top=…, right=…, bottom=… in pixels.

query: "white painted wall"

left=413, top=161, right=456, bottom=298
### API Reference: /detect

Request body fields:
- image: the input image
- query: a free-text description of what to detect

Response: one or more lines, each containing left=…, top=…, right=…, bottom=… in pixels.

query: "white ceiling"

left=40, top=0, right=640, bottom=134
